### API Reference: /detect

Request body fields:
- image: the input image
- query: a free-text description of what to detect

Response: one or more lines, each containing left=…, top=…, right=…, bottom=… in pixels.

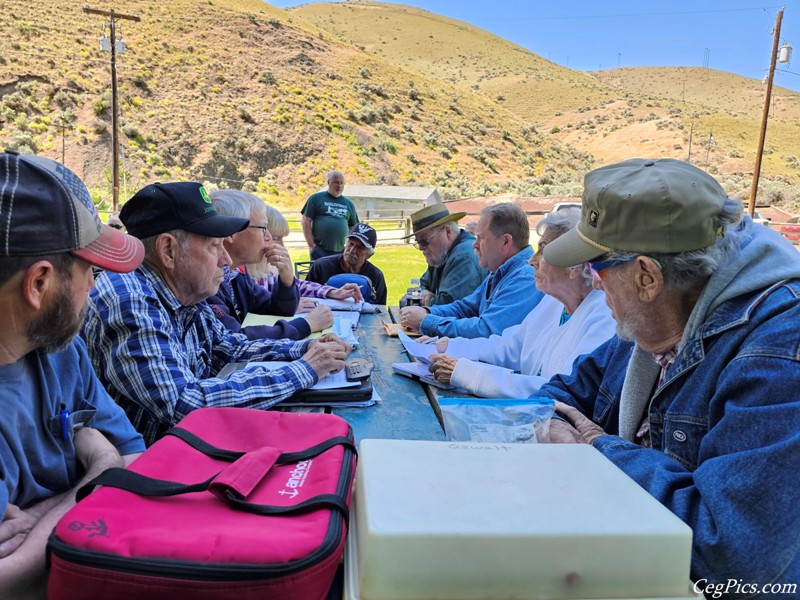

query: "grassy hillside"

left=0, top=0, right=592, bottom=210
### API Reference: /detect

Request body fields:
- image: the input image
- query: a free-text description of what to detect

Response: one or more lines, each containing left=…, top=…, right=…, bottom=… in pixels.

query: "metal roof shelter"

left=337, top=185, right=442, bottom=215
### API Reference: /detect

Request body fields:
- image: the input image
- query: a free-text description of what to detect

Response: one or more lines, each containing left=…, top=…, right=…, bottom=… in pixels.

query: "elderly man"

left=403, top=203, right=487, bottom=306
left=0, top=152, right=146, bottom=599
left=301, top=171, right=359, bottom=260
left=536, top=159, right=800, bottom=596
left=400, top=203, right=543, bottom=338
left=208, top=190, right=332, bottom=340
left=81, top=182, right=351, bottom=446
left=306, top=223, right=388, bottom=304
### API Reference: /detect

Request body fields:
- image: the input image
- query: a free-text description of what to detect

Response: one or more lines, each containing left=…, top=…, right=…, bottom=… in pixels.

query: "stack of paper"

left=333, top=316, right=359, bottom=348
left=316, top=297, right=364, bottom=312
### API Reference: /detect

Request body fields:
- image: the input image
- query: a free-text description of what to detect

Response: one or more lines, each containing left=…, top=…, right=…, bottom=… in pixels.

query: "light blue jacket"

left=535, top=220, right=800, bottom=598
left=419, top=246, right=543, bottom=338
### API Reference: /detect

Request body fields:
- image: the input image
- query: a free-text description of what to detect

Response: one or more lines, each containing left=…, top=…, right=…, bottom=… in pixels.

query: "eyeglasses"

left=248, top=225, right=269, bottom=239
left=413, top=227, right=444, bottom=250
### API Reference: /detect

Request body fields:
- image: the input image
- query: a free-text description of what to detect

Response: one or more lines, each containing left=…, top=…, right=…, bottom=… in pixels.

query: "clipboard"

left=392, top=362, right=455, bottom=390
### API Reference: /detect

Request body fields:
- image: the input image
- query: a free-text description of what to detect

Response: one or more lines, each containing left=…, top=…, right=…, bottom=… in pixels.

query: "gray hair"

left=481, top=203, right=530, bottom=249
left=264, top=205, right=290, bottom=238
left=209, top=189, right=266, bottom=221
left=443, top=220, right=460, bottom=234
left=141, top=228, right=191, bottom=258
left=537, top=207, right=591, bottom=284
left=537, top=206, right=581, bottom=237
left=327, top=171, right=344, bottom=183
left=605, top=198, right=744, bottom=291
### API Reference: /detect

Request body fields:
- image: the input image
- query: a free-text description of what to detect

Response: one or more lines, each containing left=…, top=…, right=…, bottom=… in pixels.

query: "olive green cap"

left=543, top=158, right=727, bottom=267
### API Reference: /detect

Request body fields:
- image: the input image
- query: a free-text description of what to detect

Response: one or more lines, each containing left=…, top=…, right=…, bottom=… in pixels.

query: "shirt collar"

left=651, top=345, right=680, bottom=370
left=138, top=262, right=190, bottom=314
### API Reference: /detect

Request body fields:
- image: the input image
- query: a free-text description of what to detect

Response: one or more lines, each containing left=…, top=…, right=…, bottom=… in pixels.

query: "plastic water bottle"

left=407, top=278, right=422, bottom=306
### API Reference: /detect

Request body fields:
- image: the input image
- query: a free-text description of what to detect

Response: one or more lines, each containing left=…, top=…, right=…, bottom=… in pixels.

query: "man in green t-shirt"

left=301, top=171, right=359, bottom=260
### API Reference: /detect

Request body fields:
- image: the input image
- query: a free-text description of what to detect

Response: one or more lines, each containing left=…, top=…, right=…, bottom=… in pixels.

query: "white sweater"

left=448, top=289, right=616, bottom=398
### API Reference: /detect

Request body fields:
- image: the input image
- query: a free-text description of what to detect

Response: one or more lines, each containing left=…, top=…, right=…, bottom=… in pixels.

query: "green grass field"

left=289, top=245, right=428, bottom=306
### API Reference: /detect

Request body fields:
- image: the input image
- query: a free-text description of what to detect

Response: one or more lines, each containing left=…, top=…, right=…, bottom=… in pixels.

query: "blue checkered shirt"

left=81, top=264, right=317, bottom=445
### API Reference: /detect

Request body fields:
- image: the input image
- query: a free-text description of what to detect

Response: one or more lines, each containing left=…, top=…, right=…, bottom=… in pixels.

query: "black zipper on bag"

left=48, top=427, right=356, bottom=582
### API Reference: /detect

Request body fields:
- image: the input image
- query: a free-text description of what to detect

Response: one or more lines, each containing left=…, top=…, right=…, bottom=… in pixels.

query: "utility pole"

left=54, top=116, right=71, bottom=165
left=749, top=7, right=783, bottom=218
left=687, top=122, right=694, bottom=163
left=83, top=5, right=140, bottom=213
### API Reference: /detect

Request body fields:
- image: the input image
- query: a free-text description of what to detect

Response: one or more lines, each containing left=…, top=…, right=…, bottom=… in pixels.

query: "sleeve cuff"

left=288, top=317, right=312, bottom=339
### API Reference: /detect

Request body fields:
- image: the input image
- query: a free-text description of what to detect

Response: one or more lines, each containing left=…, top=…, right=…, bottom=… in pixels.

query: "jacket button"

left=673, top=430, right=687, bottom=442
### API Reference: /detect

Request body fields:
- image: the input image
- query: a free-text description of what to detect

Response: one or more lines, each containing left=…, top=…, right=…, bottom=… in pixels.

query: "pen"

left=60, top=403, right=70, bottom=442
left=422, top=337, right=440, bottom=345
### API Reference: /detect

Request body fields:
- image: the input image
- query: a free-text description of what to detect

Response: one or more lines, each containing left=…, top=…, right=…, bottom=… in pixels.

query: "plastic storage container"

left=347, top=440, right=698, bottom=600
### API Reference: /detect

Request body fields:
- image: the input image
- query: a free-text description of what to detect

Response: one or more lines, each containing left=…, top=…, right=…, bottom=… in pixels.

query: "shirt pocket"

left=661, top=414, right=708, bottom=471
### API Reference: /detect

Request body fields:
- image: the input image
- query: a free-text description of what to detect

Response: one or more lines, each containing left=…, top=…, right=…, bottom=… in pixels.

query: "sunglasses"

left=586, top=257, right=662, bottom=281
left=413, top=227, right=444, bottom=250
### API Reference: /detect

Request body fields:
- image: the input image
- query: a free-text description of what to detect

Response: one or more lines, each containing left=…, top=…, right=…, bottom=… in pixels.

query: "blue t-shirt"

left=0, top=338, right=145, bottom=512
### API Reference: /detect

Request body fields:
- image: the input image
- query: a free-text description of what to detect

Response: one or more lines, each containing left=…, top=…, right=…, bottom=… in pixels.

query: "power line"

left=488, top=6, right=784, bottom=21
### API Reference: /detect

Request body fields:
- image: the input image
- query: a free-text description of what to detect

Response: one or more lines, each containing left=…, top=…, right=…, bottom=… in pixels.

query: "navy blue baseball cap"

left=347, top=222, right=377, bottom=254
left=121, top=182, right=249, bottom=239
left=0, top=151, right=144, bottom=272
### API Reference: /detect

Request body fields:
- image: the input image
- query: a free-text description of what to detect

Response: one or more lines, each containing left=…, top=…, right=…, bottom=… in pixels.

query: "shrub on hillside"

left=258, top=70, right=276, bottom=85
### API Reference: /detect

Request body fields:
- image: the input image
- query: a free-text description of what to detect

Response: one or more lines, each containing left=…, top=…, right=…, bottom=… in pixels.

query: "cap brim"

left=185, top=215, right=249, bottom=238
left=401, top=212, right=467, bottom=239
left=72, top=225, right=145, bottom=273
left=346, top=233, right=375, bottom=253
left=542, top=226, right=606, bottom=268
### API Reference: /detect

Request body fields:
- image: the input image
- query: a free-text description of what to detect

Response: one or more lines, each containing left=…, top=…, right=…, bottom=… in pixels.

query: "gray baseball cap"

left=544, top=158, right=728, bottom=267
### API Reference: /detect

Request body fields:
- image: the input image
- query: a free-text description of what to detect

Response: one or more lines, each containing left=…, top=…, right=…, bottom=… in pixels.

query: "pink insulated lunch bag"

left=47, top=408, right=356, bottom=600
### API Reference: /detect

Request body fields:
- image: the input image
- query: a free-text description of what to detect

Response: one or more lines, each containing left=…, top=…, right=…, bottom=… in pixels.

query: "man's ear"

left=156, top=234, right=181, bottom=269
left=21, top=260, right=57, bottom=310
left=635, top=256, right=664, bottom=302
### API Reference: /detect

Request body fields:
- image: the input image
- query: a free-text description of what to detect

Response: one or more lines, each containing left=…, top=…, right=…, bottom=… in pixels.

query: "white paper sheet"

left=397, top=330, right=439, bottom=364
left=244, top=361, right=359, bottom=390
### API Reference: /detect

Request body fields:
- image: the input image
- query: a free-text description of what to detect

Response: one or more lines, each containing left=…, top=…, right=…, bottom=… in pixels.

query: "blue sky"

left=268, top=1, right=800, bottom=92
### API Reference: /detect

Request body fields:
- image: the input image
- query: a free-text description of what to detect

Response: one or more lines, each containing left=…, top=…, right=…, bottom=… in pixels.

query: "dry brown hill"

left=2, top=0, right=799, bottom=211
left=0, top=0, right=593, bottom=209
left=293, top=1, right=800, bottom=210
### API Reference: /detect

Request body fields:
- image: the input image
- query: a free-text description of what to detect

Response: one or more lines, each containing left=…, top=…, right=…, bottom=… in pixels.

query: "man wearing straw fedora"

left=403, top=203, right=487, bottom=307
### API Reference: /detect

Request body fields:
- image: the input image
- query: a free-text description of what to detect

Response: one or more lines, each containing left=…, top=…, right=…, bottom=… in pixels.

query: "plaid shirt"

left=252, top=268, right=333, bottom=299
left=81, top=264, right=317, bottom=445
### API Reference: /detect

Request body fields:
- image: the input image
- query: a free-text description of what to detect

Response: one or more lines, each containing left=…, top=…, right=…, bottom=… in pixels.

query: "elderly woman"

left=248, top=205, right=363, bottom=312
left=427, top=207, right=616, bottom=398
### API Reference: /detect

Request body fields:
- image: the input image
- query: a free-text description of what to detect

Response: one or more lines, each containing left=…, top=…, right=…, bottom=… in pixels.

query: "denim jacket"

left=536, top=222, right=800, bottom=598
